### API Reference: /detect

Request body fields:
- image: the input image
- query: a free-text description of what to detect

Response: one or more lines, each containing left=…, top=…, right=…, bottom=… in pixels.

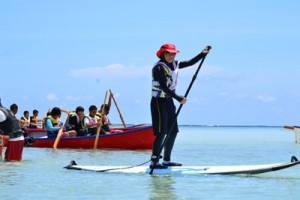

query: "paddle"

left=284, top=126, right=294, bottom=130
left=150, top=46, right=211, bottom=175
left=53, top=111, right=70, bottom=149
left=93, top=91, right=108, bottom=149
left=109, top=89, right=126, bottom=128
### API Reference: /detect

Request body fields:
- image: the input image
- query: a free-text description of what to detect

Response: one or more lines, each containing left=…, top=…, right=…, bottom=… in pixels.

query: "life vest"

left=96, top=112, right=101, bottom=118
left=102, top=115, right=110, bottom=126
left=65, top=112, right=77, bottom=127
left=87, top=115, right=100, bottom=128
left=67, top=112, right=87, bottom=129
left=44, top=116, right=59, bottom=130
left=20, top=116, right=30, bottom=127
left=152, top=61, right=179, bottom=98
left=0, top=107, right=23, bottom=139
left=80, top=115, right=90, bottom=129
left=31, top=116, right=42, bottom=128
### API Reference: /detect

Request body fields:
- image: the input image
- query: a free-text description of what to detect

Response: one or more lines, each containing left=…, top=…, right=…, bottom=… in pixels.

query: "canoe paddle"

left=109, top=89, right=126, bottom=128
left=150, top=46, right=212, bottom=175
left=53, top=111, right=70, bottom=149
left=93, top=91, right=108, bottom=149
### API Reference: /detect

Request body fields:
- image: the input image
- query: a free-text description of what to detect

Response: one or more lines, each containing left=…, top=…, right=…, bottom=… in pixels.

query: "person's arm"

left=29, top=116, right=38, bottom=126
left=153, top=65, right=184, bottom=103
left=178, top=46, right=211, bottom=68
left=0, top=110, right=7, bottom=122
left=85, top=118, right=100, bottom=128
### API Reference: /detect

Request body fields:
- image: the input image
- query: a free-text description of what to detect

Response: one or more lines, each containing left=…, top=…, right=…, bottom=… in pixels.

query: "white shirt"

left=0, top=109, right=7, bottom=122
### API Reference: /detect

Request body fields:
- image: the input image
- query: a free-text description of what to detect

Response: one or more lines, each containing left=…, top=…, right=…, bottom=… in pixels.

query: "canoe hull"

left=31, top=126, right=155, bottom=149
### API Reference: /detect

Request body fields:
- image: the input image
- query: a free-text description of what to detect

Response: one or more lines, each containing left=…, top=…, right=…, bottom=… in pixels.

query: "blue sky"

left=1, top=0, right=299, bottom=126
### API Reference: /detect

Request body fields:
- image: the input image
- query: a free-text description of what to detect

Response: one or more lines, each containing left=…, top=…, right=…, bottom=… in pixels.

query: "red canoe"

left=1, top=126, right=155, bottom=150
left=32, top=125, right=155, bottom=149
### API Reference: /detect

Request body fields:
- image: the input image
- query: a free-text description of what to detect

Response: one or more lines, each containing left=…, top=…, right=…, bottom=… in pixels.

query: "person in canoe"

left=0, top=98, right=25, bottom=161
left=20, top=110, right=31, bottom=137
left=150, top=43, right=211, bottom=169
left=66, top=106, right=90, bottom=136
left=83, top=105, right=101, bottom=135
left=99, top=104, right=122, bottom=134
left=29, top=109, right=43, bottom=128
left=44, top=107, right=76, bottom=138
left=20, top=110, right=30, bottom=128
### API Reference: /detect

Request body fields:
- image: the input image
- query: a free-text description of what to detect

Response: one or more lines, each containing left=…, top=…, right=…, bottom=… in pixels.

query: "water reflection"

left=149, top=175, right=179, bottom=200
left=0, top=161, right=24, bottom=187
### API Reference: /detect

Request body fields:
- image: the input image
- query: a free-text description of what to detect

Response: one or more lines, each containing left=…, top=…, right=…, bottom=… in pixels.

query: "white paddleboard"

left=64, top=156, right=300, bottom=175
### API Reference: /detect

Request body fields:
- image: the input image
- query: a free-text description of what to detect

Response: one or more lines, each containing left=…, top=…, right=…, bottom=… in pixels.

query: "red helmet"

left=156, top=43, right=180, bottom=58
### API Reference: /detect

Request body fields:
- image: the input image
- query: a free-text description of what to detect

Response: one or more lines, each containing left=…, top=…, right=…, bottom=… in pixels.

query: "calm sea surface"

left=1, top=126, right=300, bottom=200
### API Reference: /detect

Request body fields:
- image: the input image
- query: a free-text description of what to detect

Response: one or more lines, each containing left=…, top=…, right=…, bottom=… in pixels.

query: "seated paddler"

left=44, top=107, right=76, bottom=138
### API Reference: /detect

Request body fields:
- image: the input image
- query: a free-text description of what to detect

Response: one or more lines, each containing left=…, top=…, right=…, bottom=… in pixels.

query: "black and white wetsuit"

left=150, top=52, right=206, bottom=162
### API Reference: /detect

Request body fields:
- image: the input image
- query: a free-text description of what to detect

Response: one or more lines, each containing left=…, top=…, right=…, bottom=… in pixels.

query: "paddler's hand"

left=202, top=45, right=212, bottom=54
left=180, top=97, right=187, bottom=105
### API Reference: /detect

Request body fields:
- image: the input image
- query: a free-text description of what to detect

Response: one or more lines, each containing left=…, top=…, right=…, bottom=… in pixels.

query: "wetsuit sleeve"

left=178, top=52, right=205, bottom=69
left=0, top=110, right=7, bottom=122
left=153, top=65, right=184, bottom=102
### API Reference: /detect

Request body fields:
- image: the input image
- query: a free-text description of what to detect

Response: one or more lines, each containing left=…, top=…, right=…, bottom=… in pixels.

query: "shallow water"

left=1, top=126, right=300, bottom=200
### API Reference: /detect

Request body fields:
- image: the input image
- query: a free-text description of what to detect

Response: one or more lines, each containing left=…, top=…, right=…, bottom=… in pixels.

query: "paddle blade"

left=53, top=127, right=63, bottom=149
left=93, top=126, right=101, bottom=149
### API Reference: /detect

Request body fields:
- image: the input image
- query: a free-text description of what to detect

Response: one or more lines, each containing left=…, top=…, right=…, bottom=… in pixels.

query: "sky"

left=1, top=0, right=299, bottom=126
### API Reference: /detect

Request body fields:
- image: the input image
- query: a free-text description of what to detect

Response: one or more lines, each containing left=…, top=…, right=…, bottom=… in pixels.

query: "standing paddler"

left=0, top=98, right=25, bottom=161
left=150, top=44, right=211, bottom=169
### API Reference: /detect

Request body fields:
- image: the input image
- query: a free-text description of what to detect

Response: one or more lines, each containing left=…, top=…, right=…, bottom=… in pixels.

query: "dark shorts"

left=88, top=127, right=97, bottom=135
left=47, top=130, right=58, bottom=138
left=150, top=97, right=179, bottom=135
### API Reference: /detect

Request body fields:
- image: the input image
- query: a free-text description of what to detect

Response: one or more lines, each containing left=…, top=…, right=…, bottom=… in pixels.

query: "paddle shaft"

left=93, top=91, right=108, bottom=149
left=109, top=89, right=126, bottom=128
left=150, top=47, right=211, bottom=174
left=53, top=113, right=70, bottom=149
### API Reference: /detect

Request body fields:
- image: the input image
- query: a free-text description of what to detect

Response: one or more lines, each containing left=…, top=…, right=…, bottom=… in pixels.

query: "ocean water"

left=1, top=126, right=300, bottom=200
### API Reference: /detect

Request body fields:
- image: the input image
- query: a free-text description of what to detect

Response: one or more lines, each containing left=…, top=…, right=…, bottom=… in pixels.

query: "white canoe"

left=64, top=156, right=300, bottom=175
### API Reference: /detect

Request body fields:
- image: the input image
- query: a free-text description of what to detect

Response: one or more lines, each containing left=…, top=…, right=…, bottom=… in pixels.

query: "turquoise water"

left=1, top=126, right=300, bottom=200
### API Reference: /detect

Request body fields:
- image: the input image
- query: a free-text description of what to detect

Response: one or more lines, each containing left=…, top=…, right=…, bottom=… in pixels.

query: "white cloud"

left=219, top=92, right=229, bottom=97
left=234, top=93, right=250, bottom=99
left=257, top=95, right=276, bottom=102
left=134, top=98, right=142, bottom=104
left=218, top=92, right=250, bottom=101
left=65, top=96, right=81, bottom=101
left=201, top=65, right=224, bottom=75
left=69, top=64, right=151, bottom=78
left=180, top=64, right=223, bottom=77
left=46, top=93, right=59, bottom=101
left=190, top=97, right=209, bottom=103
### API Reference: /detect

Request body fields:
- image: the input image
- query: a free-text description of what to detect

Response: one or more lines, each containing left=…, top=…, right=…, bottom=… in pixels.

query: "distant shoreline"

left=116, top=124, right=286, bottom=128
